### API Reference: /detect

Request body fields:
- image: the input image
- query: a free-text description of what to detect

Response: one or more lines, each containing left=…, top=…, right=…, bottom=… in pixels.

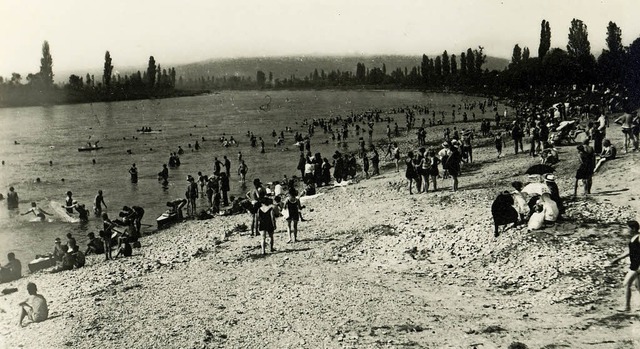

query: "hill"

left=175, top=55, right=509, bottom=81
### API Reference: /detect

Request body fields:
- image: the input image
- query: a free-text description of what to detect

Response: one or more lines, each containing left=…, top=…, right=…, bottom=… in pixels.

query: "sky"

left=1, top=0, right=639, bottom=79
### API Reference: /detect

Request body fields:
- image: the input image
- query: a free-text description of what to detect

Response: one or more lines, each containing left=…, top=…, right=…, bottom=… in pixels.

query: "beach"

left=0, top=113, right=639, bottom=348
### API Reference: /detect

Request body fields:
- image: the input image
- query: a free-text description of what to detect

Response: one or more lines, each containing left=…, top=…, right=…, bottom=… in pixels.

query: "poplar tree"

left=466, top=48, right=475, bottom=75
left=147, top=56, right=157, bottom=87
left=511, top=44, right=522, bottom=66
left=538, top=20, right=551, bottom=58
left=450, top=54, right=458, bottom=76
left=103, top=51, right=113, bottom=87
left=460, top=52, right=467, bottom=76
left=40, top=41, right=54, bottom=87
left=567, top=18, right=591, bottom=60
left=442, top=51, right=450, bottom=78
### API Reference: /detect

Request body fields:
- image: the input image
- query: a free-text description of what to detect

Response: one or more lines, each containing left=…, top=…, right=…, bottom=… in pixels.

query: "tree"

left=522, top=47, right=530, bottom=61
left=466, top=48, right=475, bottom=75
left=356, top=63, right=366, bottom=81
left=460, top=52, right=467, bottom=76
left=434, top=56, right=442, bottom=79
left=450, top=54, right=458, bottom=76
left=538, top=20, right=551, bottom=58
left=606, top=21, right=623, bottom=55
left=625, top=37, right=640, bottom=108
left=103, top=51, right=113, bottom=87
left=598, top=22, right=625, bottom=85
left=68, top=74, right=83, bottom=90
left=170, top=68, right=176, bottom=87
left=26, top=73, right=41, bottom=85
left=256, top=70, right=266, bottom=88
left=567, top=18, right=596, bottom=83
left=147, top=56, right=157, bottom=88
left=10, top=73, right=21, bottom=85
left=511, top=44, right=522, bottom=66
left=442, top=51, right=450, bottom=78
left=567, top=18, right=591, bottom=59
left=40, top=41, right=54, bottom=87
left=421, top=54, right=430, bottom=84
left=474, top=47, right=486, bottom=74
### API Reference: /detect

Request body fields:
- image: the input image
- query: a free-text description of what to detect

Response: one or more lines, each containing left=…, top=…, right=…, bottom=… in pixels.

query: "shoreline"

left=2, top=113, right=640, bottom=348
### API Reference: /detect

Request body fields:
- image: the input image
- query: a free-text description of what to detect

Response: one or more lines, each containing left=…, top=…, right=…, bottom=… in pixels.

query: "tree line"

left=181, top=17, right=639, bottom=110
left=2, top=17, right=639, bottom=109
left=0, top=43, right=196, bottom=107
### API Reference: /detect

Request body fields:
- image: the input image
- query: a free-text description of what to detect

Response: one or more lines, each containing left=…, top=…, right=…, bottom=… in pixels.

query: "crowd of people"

left=4, top=90, right=640, bottom=324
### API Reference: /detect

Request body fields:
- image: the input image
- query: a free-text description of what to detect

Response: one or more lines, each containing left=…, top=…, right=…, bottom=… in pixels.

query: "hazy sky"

left=1, top=0, right=639, bottom=78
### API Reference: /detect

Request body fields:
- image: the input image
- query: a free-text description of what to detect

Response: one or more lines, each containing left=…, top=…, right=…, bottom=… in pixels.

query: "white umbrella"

left=521, top=182, right=549, bottom=196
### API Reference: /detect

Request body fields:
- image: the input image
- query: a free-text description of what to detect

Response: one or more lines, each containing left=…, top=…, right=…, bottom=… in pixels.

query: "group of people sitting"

left=50, top=234, right=86, bottom=272
left=492, top=173, right=562, bottom=237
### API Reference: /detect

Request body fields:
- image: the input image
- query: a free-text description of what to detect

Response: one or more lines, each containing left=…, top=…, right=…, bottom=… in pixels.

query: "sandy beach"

left=1, top=117, right=639, bottom=349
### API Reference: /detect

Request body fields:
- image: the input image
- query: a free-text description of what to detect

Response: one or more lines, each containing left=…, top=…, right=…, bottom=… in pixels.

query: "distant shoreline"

left=0, top=84, right=503, bottom=109
left=0, top=88, right=211, bottom=109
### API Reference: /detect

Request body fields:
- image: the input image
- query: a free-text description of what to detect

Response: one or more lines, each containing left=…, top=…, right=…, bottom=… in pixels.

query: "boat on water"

left=78, top=146, right=103, bottom=152
left=137, top=128, right=162, bottom=134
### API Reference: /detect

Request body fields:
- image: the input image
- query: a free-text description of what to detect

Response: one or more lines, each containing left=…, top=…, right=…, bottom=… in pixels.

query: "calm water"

left=0, top=90, right=501, bottom=266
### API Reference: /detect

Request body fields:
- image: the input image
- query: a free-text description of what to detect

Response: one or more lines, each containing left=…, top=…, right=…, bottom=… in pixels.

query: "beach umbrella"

left=525, top=164, right=555, bottom=175
left=521, top=182, right=549, bottom=196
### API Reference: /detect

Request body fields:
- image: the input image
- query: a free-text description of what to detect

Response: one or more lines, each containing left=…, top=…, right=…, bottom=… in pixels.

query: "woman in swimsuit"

left=21, top=202, right=52, bottom=222
left=609, top=220, right=640, bottom=312
left=285, top=188, right=303, bottom=243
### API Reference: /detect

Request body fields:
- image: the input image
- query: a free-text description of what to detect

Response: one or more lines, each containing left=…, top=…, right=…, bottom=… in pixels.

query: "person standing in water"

left=21, top=202, right=53, bottom=222
left=129, top=163, right=138, bottom=183
left=238, top=160, right=248, bottom=184
left=64, top=191, right=74, bottom=214
left=62, top=201, right=89, bottom=222
left=224, top=156, right=231, bottom=177
left=94, top=190, right=107, bottom=216
left=6, top=186, right=18, bottom=210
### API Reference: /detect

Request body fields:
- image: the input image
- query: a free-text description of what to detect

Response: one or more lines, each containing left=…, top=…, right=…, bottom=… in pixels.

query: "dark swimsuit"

left=630, top=235, right=640, bottom=271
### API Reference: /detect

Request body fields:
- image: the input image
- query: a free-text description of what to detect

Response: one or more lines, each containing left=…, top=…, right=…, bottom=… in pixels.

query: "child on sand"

left=284, top=188, right=303, bottom=243
left=257, top=197, right=276, bottom=255
left=609, top=220, right=640, bottom=312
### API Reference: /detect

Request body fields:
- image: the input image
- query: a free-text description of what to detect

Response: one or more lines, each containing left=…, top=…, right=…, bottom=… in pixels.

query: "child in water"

left=21, top=202, right=53, bottom=222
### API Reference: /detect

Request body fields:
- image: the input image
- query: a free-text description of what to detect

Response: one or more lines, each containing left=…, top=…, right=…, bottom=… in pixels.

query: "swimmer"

left=92, top=159, right=96, bottom=164
left=21, top=202, right=53, bottom=222
left=49, top=161, right=53, bottom=166
left=35, top=178, right=41, bottom=183
left=62, top=201, right=89, bottom=222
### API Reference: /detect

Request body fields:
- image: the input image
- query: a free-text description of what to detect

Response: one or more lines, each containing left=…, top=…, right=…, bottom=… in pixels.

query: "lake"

left=0, top=90, right=503, bottom=267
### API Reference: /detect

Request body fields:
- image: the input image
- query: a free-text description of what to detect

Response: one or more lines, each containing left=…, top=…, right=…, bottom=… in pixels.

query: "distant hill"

left=52, top=54, right=509, bottom=85
left=175, top=55, right=509, bottom=81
